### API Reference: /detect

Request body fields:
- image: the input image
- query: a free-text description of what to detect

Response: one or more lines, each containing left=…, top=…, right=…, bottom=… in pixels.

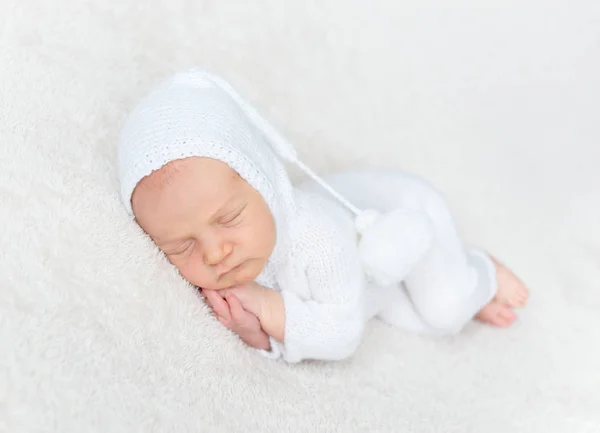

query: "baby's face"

left=131, top=157, right=276, bottom=290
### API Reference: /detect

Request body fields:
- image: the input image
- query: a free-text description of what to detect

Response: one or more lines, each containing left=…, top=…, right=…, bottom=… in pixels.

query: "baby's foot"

left=490, top=256, right=529, bottom=309
left=475, top=301, right=516, bottom=327
left=475, top=255, right=529, bottom=328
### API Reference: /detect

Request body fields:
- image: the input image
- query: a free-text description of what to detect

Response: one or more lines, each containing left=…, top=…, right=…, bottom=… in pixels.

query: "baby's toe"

left=497, top=307, right=517, bottom=327
left=476, top=302, right=516, bottom=328
left=514, top=284, right=530, bottom=308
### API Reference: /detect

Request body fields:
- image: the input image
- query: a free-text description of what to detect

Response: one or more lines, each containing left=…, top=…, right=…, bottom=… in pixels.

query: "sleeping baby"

left=117, top=69, right=529, bottom=363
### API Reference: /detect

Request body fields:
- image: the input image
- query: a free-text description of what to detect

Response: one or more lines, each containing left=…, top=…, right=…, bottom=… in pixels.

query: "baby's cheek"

left=245, top=222, right=275, bottom=257
left=257, top=228, right=276, bottom=258
left=178, top=258, right=215, bottom=289
left=237, top=259, right=265, bottom=285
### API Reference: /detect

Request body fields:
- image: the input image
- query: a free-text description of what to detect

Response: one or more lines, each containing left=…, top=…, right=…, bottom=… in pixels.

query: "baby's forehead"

left=132, top=156, right=245, bottom=222
left=141, top=159, right=187, bottom=191
left=139, top=157, right=238, bottom=192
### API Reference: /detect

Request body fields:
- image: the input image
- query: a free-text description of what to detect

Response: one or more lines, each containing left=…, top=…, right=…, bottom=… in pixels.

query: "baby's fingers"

left=227, top=293, right=260, bottom=335
left=203, top=289, right=231, bottom=323
left=218, top=285, right=262, bottom=317
left=227, top=293, right=249, bottom=322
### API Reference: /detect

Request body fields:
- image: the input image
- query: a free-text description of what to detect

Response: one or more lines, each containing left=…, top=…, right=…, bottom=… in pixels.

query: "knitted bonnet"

left=118, top=69, right=424, bottom=287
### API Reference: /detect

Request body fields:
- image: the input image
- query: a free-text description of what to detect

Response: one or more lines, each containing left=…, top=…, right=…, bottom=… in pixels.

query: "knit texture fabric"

left=118, top=69, right=367, bottom=362
left=118, top=69, right=295, bottom=286
left=263, top=189, right=367, bottom=362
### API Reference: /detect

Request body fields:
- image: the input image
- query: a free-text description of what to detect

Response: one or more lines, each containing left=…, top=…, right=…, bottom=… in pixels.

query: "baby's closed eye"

left=164, top=239, right=194, bottom=256
left=218, top=204, right=246, bottom=227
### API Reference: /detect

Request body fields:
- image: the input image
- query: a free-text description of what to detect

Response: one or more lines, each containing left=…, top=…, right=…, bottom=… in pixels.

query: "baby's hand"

left=219, top=282, right=285, bottom=342
left=202, top=289, right=271, bottom=350
left=219, top=281, right=268, bottom=317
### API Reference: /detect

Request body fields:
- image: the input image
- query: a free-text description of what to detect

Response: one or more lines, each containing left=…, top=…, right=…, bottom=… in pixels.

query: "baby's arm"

left=218, top=223, right=365, bottom=362
left=275, top=230, right=366, bottom=363
left=235, top=200, right=367, bottom=362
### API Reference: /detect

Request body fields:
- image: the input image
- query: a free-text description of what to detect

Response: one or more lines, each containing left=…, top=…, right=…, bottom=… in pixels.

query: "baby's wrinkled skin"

left=132, top=156, right=285, bottom=350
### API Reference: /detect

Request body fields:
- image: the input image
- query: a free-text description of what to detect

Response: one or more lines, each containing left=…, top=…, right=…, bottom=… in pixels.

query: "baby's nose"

left=203, top=242, right=232, bottom=266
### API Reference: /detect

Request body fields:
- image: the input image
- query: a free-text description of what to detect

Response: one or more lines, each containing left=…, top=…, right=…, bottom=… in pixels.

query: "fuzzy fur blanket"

left=1, top=1, right=599, bottom=431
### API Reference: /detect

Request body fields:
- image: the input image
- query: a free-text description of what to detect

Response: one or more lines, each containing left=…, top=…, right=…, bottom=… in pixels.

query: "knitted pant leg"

left=308, top=170, right=498, bottom=334
left=396, top=178, right=497, bottom=333
left=365, top=282, right=442, bottom=335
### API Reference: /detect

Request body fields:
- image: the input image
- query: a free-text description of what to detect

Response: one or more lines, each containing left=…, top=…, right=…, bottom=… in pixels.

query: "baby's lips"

left=217, top=257, right=248, bottom=278
left=216, top=266, right=243, bottom=287
left=214, top=263, right=230, bottom=276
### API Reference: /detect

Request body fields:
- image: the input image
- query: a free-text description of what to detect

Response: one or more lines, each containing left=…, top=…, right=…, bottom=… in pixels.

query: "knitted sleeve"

left=269, top=194, right=368, bottom=363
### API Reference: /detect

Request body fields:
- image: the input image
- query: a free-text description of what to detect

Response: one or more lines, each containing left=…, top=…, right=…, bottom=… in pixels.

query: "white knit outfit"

left=118, top=69, right=497, bottom=363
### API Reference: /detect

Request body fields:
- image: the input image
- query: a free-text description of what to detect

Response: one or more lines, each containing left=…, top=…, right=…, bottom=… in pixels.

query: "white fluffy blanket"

left=1, top=1, right=599, bottom=431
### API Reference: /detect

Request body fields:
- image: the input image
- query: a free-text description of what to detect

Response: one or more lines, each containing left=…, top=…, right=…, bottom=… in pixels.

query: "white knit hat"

left=118, top=69, right=294, bottom=218
left=118, top=69, right=433, bottom=287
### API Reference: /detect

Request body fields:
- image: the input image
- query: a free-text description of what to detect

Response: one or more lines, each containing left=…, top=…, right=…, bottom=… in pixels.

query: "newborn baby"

left=118, top=69, right=529, bottom=363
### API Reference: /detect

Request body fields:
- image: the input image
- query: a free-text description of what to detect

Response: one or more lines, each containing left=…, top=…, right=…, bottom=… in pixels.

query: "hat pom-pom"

left=356, top=209, right=434, bottom=286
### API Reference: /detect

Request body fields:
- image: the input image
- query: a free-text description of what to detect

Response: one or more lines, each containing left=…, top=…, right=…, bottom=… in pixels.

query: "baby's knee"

left=417, top=297, right=469, bottom=333
left=358, top=209, right=435, bottom=286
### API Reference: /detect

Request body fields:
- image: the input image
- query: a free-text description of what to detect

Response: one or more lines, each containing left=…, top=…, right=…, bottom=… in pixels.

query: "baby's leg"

left=387, top=174, right=529, bottom=332
left=310, top=170, right=527, bottom=333
left=364, top=282, right=445, bottom=335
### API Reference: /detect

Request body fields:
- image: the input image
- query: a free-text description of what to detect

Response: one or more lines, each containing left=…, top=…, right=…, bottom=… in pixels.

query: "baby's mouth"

left=214, top=265, right=243, bottom=290
left=216, top=261, right=244, bottom=279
